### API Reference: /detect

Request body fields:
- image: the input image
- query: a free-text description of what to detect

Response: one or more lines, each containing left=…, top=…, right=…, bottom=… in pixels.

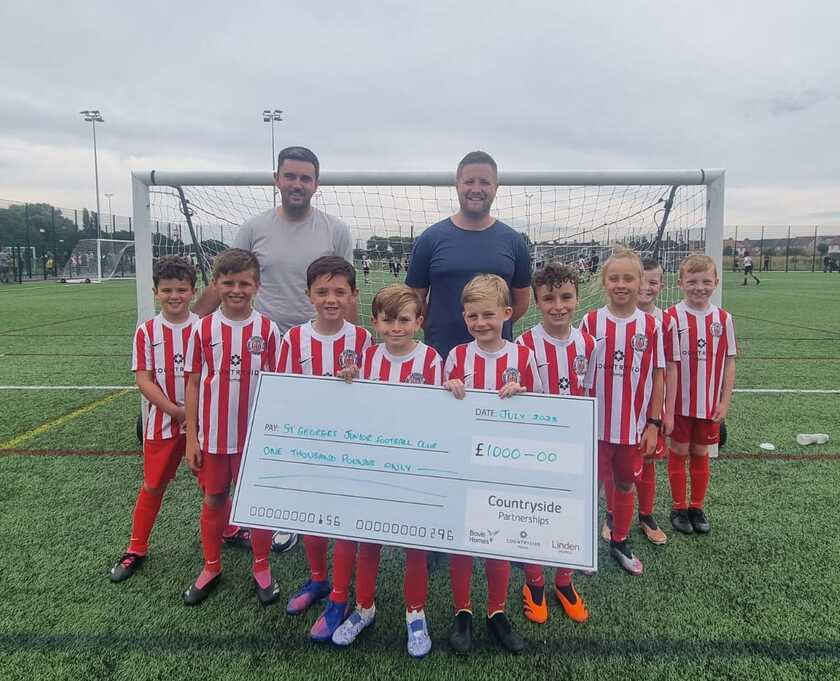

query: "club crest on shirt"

left=502, top=367, right=521, bottom=385
left=573, top=354, right=588, bottom=375
left=631, top=334, right=648, bottom=352
left=247, top=336, right=266, bottom=354
left=710, top=322, right=723, bottom=338
left=405, top=372, right=426, bottom=385
left=339, top=349, right=359, bottom=369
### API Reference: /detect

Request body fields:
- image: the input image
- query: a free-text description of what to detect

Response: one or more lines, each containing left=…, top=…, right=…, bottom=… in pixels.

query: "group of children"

left=109, top=245, right=735, bottom=658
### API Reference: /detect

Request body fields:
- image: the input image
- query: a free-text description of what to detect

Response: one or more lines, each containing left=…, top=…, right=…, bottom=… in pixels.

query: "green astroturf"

left=1, top=271, right=839, bottom=680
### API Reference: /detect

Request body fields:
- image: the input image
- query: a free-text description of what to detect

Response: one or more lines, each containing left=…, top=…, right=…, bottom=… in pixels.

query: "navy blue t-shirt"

left=405, top=218, right=532, bottom=359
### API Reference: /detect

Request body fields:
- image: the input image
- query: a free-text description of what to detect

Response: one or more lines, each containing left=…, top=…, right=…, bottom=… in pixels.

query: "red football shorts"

left=671, top=415, right=720, bottom=445
left=648, top=432, right=667, bottom=460
left=598, top=441, right=644, bottom=486
left=198, top=452, right=242, bottom=495
left=143, top=435, right=185, bottom=488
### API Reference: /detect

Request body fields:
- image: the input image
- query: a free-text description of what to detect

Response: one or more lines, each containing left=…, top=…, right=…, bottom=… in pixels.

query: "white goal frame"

left=131, top=169, right=725, bottom=324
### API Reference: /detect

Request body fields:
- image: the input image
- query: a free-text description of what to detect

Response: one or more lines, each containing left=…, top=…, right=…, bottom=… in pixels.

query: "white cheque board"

left=232, top=373, right=598, bottom=570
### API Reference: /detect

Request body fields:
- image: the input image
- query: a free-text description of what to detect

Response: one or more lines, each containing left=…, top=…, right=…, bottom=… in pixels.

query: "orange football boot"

left=521, top=584, right=548, bottom=624
left=554, top=584, right=589, bottom=623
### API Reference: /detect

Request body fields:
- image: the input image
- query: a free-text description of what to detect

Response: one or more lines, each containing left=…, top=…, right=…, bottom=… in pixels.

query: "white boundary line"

left=0, top=385, right=838, bottom=394
left=0, top=385, right=137, bottom=390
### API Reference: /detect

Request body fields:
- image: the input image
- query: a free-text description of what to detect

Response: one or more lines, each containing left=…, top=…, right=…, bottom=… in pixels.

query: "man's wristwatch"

left=646, top=417, right=662, bottom=429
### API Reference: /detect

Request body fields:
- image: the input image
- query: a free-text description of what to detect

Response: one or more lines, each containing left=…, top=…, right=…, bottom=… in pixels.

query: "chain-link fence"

left=724, top=225, right=840, bottom=272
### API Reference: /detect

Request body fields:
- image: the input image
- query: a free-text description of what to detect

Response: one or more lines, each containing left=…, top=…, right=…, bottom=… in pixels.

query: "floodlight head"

left=273, top=109, right=283, bottom=120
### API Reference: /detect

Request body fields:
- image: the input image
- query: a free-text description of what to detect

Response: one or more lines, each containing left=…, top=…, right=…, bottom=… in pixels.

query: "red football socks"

left=485, top=559, right=511, bottom=614
left=403, top=548, right=428, bottom=612
left=127, top=487, right=164, bottom=555
left=303, top=535, right=329, bottom=582
left=689, top=454, right=711, bottom=509
left=329, top=539, right=357, bottom=603
left=554, top=568, right=573, bottom=589
left=611, top=485, right=635, bottom=543
left=668, top=450, right=688, bottom=509
left=250, top=528, right=273, bottom=589
left=221, top=495, right=237, bottom=538
left=637, top=460, right=657, bottom=516
left=355, top=542, right=382, bottom=609
left=449, top=554, right=473, bottom=612
left=523, top=563, right=545, bottom=587
left=197, top=501, right=225, bottom=587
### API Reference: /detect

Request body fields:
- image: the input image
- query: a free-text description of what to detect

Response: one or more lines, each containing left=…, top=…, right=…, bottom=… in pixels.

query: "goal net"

left=60, top=239, right=136, bottom=282
left=132, top=170, right=724, bottom=334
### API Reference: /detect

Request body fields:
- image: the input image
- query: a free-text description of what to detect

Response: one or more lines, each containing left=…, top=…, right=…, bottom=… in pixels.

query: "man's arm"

left=191, top=285, right=220, bottom=318
left=510, top=286, right=530, bottom=323
left=409, top=287, right=429, bottom=320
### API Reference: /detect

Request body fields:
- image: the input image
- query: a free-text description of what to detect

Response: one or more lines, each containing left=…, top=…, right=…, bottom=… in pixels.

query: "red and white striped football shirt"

left=515, top=324, right=596, bottom=397
left=649, top=306, right=680, bottom=363
left=279, top=320, right=372, bottom=377
left=186, top=309, right=281, bottom=455
left=362, top=342, right=443, bottom=386
left=580, top=307, right=666, bottom=445
left=664, top=301, right=737, bottom=419
left=444, top=340, right=542, bottom=393
left=132, top=312, right=199, bottom=440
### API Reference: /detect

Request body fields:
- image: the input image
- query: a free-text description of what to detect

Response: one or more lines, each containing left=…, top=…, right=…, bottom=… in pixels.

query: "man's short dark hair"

left=457, top=150, right=498, bottom=179
left=642, top=257, right=663, bottom=272
left=212, top=248, right=260, bottom=281
left=153, top=255, right=197, bottom=288
left=532, top=261, right=579, bottom=297
left=306, top=256, right=356, bottom=290
left=276, top=146, right=320, bottom=178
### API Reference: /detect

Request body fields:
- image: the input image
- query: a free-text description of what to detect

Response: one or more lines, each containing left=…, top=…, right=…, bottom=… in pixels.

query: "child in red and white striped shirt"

left=182, top=249, right=282, bottom=606
left=515, top=262, right=595, bottom=625
left=109, top=256, right=198, bottom=583
left=580, top=249, right=666, bottom=576
left=664, top=255, right=736, bottom=536
left=327, top=283, right=442, bottom=658
left=444, top=274, right=542, bottom=655
left=278, top=257, right=373, bottom=639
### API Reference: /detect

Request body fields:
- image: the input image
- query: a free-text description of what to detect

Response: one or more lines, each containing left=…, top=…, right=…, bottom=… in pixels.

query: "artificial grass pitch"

left=1, top=453, right=838, bottom=680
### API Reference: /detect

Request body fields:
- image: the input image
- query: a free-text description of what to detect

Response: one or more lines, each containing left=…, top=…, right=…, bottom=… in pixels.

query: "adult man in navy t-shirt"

left=406, top=151, right=532, bottom=360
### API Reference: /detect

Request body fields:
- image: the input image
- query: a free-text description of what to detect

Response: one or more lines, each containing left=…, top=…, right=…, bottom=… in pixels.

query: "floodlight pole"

left=262, top=109, right=283, bottom=207
left=81, top=109, right=105, bottom=280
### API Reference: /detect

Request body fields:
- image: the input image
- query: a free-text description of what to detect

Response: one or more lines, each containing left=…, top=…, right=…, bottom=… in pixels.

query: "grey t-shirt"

left=233, top=207, right=353, bottom=334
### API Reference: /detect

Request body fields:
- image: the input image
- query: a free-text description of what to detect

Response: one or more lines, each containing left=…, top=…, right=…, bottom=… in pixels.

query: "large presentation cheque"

left=232, top=373, right=598, bottom=570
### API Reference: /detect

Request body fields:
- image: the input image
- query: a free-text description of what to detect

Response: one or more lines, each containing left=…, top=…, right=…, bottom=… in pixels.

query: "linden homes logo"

left=631, top=333, right=648, bottom=352
left=405, top=372, right=426, bottom=385
left=468, top=528, right=500, bottom=546
left=551, top=538, right=581, bottom=554
left=710, top=322, right=723, bottom=338
left=502, top=367, right=521, bottom=385
left=247, top=336, right=266, bottom=354
left=573, top=354, right=588, bottom=375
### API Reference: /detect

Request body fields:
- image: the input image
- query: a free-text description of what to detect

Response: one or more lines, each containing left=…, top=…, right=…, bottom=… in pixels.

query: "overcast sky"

left=1, top=1, right=838, bottom=229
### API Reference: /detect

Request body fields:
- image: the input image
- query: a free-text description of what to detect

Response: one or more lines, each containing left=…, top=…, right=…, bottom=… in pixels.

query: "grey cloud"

left=769, top=88, right=826, bottom=115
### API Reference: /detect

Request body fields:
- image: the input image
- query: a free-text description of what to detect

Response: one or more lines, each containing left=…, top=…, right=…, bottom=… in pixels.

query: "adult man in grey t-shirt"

left=192, top=146, right=355, bottom=553
left=193, top=146, right=356, bottom=331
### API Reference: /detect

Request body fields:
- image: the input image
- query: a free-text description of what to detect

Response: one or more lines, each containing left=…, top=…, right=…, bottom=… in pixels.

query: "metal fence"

left=724, top=225, right=840, bottom=272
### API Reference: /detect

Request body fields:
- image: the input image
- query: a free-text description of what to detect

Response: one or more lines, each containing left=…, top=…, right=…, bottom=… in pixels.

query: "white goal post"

left=131, top=169, right=724, bottom=326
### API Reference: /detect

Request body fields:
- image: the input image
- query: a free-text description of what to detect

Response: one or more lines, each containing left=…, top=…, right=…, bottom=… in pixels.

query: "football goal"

left=130, top=169, right=724, bottom=329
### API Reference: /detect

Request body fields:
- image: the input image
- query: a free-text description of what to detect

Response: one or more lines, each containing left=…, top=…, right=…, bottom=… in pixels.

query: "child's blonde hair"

left=600, top=248, right=643, bottom=285
left=679, top=254, right=717, bottom=279
left=461, top=274, right=510, bottom=308
left=371, top=283, right=423, bottom=319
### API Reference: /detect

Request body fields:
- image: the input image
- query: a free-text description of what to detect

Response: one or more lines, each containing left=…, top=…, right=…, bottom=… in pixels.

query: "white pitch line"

left=0, top=385, right=137, bottom=390
left=734, top=388, right=840, bottom=394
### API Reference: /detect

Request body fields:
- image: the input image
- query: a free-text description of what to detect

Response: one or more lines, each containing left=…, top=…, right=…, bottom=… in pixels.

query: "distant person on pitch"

left=192, top=146, right=355, bottom=554
left=742, top=254, right=760, bottom=285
